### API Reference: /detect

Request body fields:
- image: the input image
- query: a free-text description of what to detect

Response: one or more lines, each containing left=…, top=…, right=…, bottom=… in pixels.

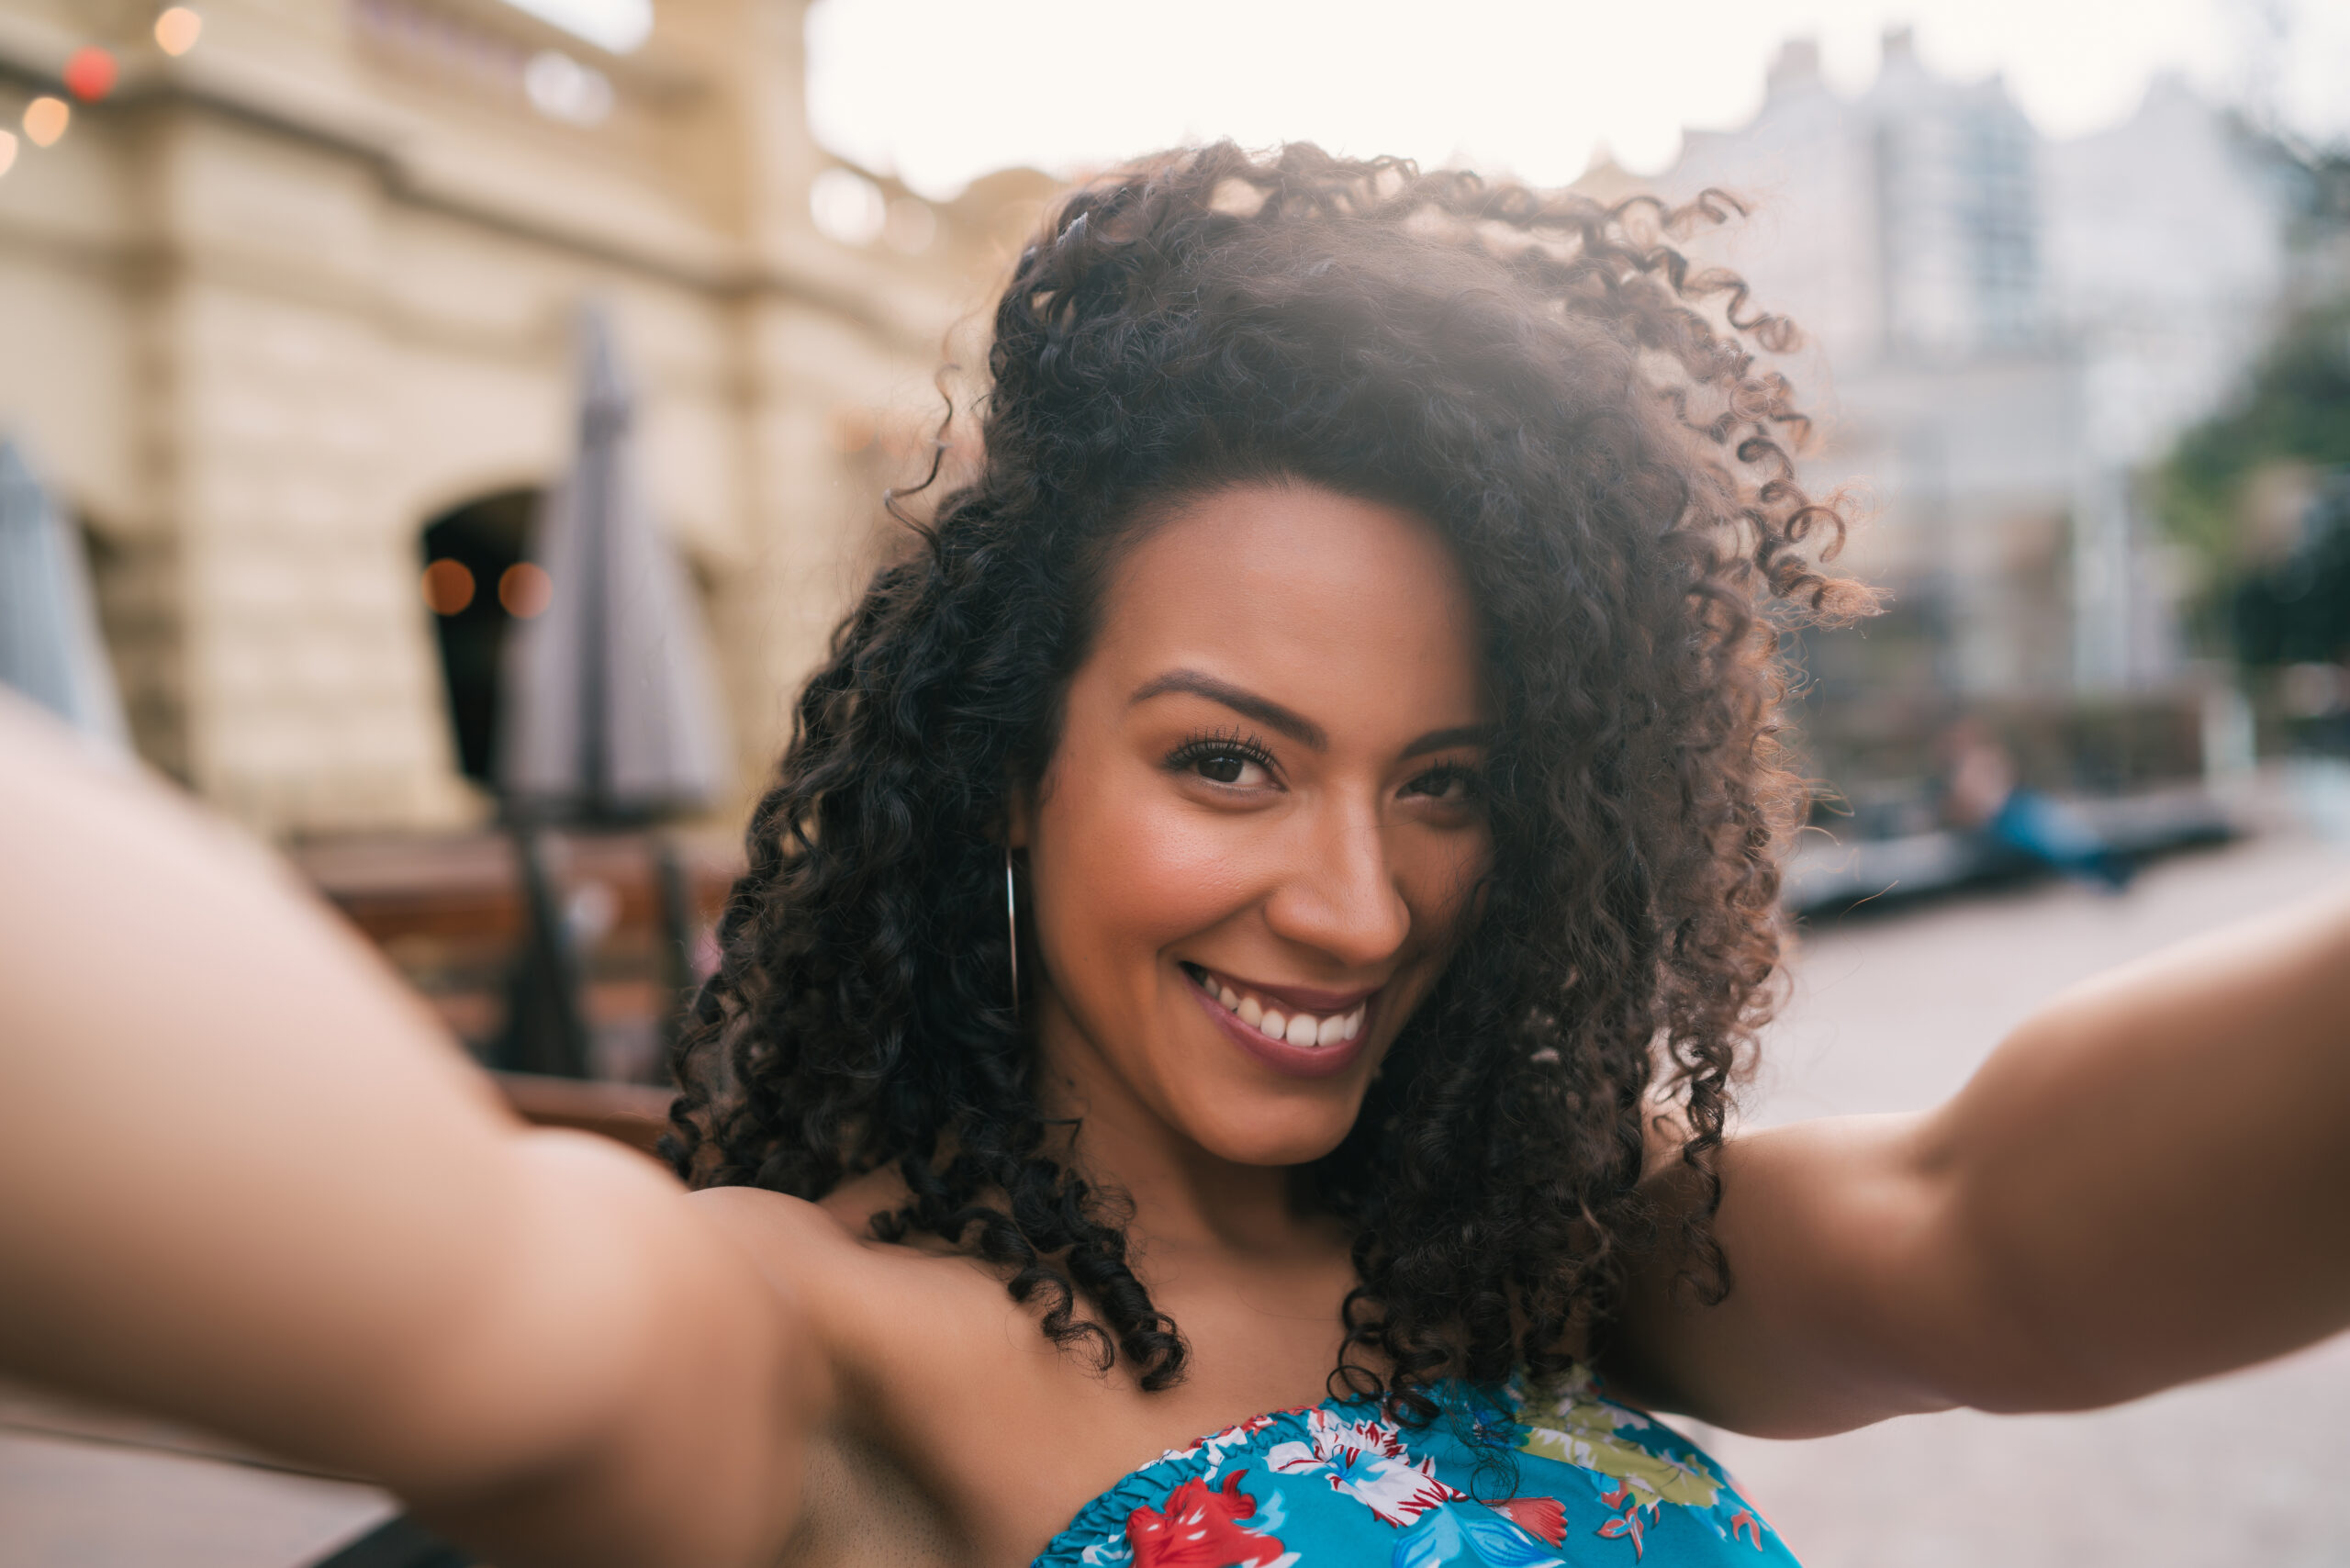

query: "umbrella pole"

left=497, top=817, right=593, bottom=1080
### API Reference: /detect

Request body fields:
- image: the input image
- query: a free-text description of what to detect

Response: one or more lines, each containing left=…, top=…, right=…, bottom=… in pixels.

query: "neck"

left=1032, top=990, right=1322, bottom=1262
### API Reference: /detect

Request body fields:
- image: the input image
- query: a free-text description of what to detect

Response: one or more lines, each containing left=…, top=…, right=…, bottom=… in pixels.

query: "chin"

left=1179, top=1092, right=1365, bottom=1169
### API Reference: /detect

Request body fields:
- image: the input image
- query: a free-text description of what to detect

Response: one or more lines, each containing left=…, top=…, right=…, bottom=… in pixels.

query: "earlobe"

left=1005, top=788, right=1034, bottom=851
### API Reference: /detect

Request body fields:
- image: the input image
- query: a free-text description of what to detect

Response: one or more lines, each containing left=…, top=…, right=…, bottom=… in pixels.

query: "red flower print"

left=1595, top=1485, right=1651, bottom=1561
left=1126, top=1473, right=1291, bottom=1568
left=1490, top=1495, right=1568, bottom=1547
left=1596, top=1508, right=1646, bottom=1560
left=1730, top=1508, right=1763, bottom=1548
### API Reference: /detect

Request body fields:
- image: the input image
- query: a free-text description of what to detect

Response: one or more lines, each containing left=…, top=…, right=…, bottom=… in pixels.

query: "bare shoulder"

left=686, top=1184, right=877, bottom=1316
left=685, top=1174, right=1014, bottom=1359
left=689, top=1182, right=868, bottom=1254
left=684, top=1170, right=1063, bottom=1551
left=686, top=1168, right=925, bottom=1271
left=682, top=1182, right=1035, bottom=1563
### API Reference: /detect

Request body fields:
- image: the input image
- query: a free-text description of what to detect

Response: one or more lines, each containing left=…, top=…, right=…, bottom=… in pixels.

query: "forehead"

left=1085, top=482, right=1489, bottom=732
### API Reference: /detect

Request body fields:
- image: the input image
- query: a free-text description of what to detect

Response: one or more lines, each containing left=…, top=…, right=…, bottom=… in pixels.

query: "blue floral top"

left=1034, top=1369, right=1797, bottom=1568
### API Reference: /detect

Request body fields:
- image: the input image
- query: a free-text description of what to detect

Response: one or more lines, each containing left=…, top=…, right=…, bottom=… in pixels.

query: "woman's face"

left=1015, top=482, right=1494, bottom=1169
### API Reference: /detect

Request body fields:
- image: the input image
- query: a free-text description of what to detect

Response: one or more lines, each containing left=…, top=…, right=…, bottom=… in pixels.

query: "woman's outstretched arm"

left=0, top=696, right=825, bottom=1567
left=1609, top=876, right=2350, bottom=1437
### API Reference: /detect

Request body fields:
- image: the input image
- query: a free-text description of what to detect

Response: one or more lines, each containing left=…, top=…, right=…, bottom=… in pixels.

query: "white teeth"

left=1202, top=971, right=1371, bottom=1050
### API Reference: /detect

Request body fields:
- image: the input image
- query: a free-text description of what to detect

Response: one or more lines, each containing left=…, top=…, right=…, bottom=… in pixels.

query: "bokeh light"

left=421, top=558, right=476, bottom=615
left=523, top=50, right=613, bottom=127
left=498, top=562, right=553, bottom=618
left=810, top=166, right=886, bottom=246
left=22, top=97, right=68, bottom=149
left=154, top=7, right=204, bottom=57
left=0, top=130, right=17, bottom=180
left=62, top=48, right=118, bottom=103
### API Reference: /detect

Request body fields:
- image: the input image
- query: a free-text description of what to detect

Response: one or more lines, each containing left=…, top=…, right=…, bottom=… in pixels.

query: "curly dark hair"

left=664, top=142, right=1864, bottom=1411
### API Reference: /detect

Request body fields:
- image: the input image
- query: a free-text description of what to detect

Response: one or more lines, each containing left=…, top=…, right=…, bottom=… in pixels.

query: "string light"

left=22, top=97, right=68, bottom=148
left=499, top=563, right=553, bottom=618
left=421, top=559, right=476, bottom=616
left=0, top=131, right=17, bottom=179
left=62, top=48, right=118, bottom=102
left=154, top=7, right=203, bottom=56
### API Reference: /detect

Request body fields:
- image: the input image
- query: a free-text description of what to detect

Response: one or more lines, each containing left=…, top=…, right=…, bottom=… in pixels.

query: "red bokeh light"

left=420, top=559, right=476, bottom=616
left=499, top=563, right=553, bottom=619
left=62, top=48, right=118, bottom=104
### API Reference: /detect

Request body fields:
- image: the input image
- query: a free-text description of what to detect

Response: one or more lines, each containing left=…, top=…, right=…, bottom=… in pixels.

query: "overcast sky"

left=800, top=0, right=2350, bottom=198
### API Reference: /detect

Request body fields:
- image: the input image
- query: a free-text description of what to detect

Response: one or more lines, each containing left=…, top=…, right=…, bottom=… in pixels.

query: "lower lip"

left=1187, top=973, right=1376, bottom=1081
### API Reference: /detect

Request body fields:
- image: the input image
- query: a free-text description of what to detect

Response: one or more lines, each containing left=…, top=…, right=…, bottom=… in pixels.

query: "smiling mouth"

left=1179, top=962, right=1369, bottom=1051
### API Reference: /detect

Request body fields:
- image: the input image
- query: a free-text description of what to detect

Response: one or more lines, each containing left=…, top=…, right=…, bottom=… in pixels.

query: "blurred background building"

left=5, top=6, right=2344, bottom=848
left=1594, top=28, right=2348, bottom=833
left=0, top=0, right=1069, bottom=1088
left=0, top=0, right=1046, bottom=838
left=6, top=2, right=2346, bottom=1053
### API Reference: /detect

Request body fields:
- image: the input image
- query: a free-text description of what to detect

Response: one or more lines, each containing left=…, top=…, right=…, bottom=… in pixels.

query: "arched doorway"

left=419, top=488, right=543, bottom=784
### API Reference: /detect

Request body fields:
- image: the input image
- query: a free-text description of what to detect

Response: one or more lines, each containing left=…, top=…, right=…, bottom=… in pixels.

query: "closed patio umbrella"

left=492, top=307, right=731, bottom=1079
left=498, top=306, right=728, bottom=820
left=0, top=437, right=128, bottom=755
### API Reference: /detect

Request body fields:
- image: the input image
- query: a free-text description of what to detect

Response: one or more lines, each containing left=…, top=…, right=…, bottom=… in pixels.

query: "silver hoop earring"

left=1003, top=846, right=1019, bottom=1005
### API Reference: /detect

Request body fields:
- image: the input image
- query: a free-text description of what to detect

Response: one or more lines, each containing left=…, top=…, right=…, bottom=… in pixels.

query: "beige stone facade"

left=0, top=0, right=1048, bottom=835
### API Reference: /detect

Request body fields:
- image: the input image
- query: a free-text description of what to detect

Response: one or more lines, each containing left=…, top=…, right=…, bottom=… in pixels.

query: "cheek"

left=1032, top=761, right=1252, bottom=992
left=1444, top=828, right=1495, bottom=929
left=1394, top=822, right=1493, bottom=946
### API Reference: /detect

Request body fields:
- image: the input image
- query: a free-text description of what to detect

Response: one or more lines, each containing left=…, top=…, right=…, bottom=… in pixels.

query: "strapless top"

left=1033, top=1369, right=1796, bottom=1567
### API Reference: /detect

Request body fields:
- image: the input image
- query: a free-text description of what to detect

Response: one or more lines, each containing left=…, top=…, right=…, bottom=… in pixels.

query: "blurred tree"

left=2157, top=252, right=2350, bottom=664
left=2231, top=475, right=2350, bottom=666
left=2160, top=300, right=2350, bottom=577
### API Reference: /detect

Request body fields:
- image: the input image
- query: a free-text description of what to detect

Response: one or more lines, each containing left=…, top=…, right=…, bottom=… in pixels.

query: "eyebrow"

left=1400, top=725, right=1495, bottom=759
left=1129, top=668, right=1495, bottom=759
left=1131, top=669, right=1327, bottom=749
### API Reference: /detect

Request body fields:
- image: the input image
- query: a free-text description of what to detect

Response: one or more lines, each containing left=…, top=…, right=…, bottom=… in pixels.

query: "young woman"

left=4, top=145, right=2346, bottom=1568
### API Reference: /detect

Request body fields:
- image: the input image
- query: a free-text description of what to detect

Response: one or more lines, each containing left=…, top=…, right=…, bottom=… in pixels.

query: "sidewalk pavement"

left=1696, top=824, right=2350, bottom=1568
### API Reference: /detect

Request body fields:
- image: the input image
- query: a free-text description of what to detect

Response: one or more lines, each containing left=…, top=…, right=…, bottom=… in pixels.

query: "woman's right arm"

left=0, top=694, right=827, bottom=1568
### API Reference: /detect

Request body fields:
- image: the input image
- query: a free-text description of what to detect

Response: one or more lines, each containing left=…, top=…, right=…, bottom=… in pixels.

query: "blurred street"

left=1694, top=804, right=2350, bottom=1568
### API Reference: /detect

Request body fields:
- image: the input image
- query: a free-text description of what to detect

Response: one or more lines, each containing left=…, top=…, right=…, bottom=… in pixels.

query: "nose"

left=1262, top=799, right=1412, bottom=970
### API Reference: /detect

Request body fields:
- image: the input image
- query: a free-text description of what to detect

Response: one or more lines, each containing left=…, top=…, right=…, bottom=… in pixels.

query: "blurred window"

left=421, top=490, right=540, bottom=784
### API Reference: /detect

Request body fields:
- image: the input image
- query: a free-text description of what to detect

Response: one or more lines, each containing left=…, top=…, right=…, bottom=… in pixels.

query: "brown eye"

left=1403, top=764, right=1483, bottom=804
left=1168, top=735, right=1277, bottom=789
left=1197, top=753, right=1248, bottom=784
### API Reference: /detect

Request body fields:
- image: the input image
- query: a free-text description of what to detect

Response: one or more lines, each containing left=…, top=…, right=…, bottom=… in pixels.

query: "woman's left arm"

left=1609, top=881, right=2350, bottom=1436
